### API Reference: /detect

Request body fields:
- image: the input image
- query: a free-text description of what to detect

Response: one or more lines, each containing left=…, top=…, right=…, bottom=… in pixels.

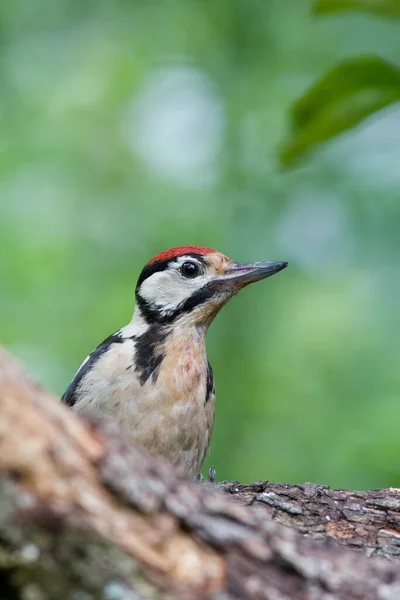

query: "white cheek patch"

left=140, top=269, right=210, bottom=312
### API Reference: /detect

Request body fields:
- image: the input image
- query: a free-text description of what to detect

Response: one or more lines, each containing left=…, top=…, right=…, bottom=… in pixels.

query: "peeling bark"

left=1, top=347, right=400, bottom=600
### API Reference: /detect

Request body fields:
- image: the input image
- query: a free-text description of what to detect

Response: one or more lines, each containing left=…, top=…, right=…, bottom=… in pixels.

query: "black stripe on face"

left=135, top=279, right=221, bottom=325
left=174, top=281, right=221, bottom=316
left=135, top=253, right=214, bottom=325
left=61, top=332, right=125, bottom=407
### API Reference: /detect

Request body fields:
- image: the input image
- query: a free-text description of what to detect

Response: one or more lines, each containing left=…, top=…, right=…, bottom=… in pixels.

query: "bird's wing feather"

left=61, top=332, right=124, bottom=407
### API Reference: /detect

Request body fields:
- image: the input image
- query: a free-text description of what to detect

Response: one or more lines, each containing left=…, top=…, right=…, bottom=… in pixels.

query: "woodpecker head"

left=134, top=246, right=287, bottom=328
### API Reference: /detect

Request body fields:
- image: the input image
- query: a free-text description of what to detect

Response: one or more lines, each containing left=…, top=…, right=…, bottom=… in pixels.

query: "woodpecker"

left=62, top=246, right=287, bottom=478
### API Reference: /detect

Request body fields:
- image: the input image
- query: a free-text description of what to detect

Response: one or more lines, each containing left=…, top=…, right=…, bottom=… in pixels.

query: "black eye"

left=180, top=261, right=199, bottom=278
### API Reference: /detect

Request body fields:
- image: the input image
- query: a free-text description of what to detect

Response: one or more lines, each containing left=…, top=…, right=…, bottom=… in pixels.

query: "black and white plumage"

left=61, top=246, right=287, bottom=477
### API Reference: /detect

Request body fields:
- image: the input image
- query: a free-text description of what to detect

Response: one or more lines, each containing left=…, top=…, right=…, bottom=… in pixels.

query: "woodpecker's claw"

left=208, top=465, right=216, bottom=483
left=194, top=467, right=215, bottom=484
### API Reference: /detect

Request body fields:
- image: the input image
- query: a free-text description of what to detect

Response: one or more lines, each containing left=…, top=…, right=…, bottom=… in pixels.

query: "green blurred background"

left=2, top=0, right=400, bottom=489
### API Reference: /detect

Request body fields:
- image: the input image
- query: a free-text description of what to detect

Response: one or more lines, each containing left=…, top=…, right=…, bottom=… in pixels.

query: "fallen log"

left=1, top=347, right=400, bottom=600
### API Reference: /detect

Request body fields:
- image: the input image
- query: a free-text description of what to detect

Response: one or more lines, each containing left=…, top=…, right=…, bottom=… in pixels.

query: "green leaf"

left=280, top=56, right=400, bottom=166
left=314, top=0, right=400, bottom=18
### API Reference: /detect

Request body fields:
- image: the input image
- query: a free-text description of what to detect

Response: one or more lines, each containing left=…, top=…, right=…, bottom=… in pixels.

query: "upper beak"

left=219, top=260, right=288, bottom=288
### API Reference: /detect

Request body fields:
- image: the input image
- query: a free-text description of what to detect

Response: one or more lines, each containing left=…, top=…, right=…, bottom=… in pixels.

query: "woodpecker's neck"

left=124, top=305, right=208, bottom=386
left=128, top=306, right=151, bottom=336
left=129, top=304, right=209, bottom=337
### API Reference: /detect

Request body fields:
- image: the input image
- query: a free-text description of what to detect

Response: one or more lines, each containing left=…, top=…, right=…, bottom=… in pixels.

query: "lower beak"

left=219, top=260, right=288, bottom=288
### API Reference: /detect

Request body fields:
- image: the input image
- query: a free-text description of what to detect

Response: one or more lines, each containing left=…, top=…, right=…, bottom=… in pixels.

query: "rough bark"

left=215, top=480, right=400, bottom=561
left=1, top=348, right=400, bottom=599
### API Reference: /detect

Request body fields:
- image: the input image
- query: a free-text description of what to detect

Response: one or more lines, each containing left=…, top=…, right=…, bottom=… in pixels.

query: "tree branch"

left=215, top=480, right=400, bottom=561
left=1, top=346, right=400, bottom=599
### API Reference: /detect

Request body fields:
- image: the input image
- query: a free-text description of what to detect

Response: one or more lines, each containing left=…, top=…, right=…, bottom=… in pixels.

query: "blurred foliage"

left=2, top=0, right=400, bottom=489
left=282, top=0, right=400, bottom=164
left=281, top=56, right=400, bottom=165
left=314, top=0, right=400, bottom=18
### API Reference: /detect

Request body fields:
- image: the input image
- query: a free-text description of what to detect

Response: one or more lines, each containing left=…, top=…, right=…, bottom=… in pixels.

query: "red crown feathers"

left=146, top=246, right=217, bottom=265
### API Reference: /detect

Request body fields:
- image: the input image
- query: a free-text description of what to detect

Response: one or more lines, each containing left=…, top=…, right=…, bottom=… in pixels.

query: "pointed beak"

left=218, top=260, right=288, bottom=289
